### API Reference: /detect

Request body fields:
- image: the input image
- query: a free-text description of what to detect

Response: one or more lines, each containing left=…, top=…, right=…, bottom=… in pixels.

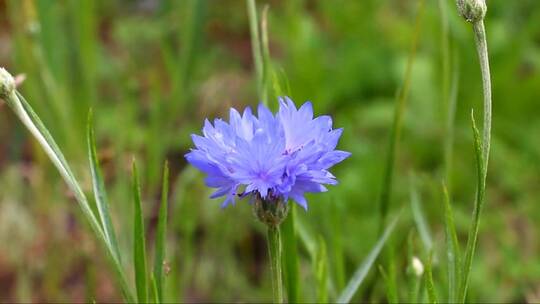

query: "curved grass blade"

left=425, top=252, right=438, bottom=303
left=87, top=110, right=121, bottom=261
left=378, top=264, right=398, bottom=303
left=410, top=175, right=433, bottom=251
left=442, top=183, right=461, bottom=302
left=153, top=162, right=169, bottom=303
left=246, top=0, right=264, bottom=104
left=337, top=214, right=400, bottom=303
left=378, top=0, right=425, bottom=230
left=281, top=204, right=300, bottom=303
left=459, top=111, right=486, bottom=302
left=132, top=161, right=148, bottom=303
left=2, top=87, right=134, bottom=301
left=315, top=236, right=328, bottom=303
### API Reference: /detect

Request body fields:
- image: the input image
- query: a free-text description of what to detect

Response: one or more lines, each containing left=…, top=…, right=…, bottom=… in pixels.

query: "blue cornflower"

left=185, top=97, right=350, bottom=210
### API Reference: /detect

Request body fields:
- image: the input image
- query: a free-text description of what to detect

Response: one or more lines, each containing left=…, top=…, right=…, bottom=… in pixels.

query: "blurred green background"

left=0, top=0, right=539, bottom=302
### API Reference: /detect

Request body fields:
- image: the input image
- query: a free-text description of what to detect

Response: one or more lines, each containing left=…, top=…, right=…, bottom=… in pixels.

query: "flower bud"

left=0, top=68, right=15, bottom=99
left=456, top=0, right=487, bottom=23
left=253, top=194, right=289, bottom=227
left=412, top=256, right=424, bottom=277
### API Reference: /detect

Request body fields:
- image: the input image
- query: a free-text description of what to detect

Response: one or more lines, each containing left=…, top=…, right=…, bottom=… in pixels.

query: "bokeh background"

left=0, top=0, right=539, bottom=302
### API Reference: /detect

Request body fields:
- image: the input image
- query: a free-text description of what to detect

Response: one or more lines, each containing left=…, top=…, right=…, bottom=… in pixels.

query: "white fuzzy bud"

left=412, top=256, right=424, bottom=277
left=0, top=68, right=15, bottom=99
left=456, top=0, right=487, bottom=23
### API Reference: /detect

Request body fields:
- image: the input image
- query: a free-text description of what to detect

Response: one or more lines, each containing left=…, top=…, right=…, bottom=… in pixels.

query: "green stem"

left=459, top=19, right=492, bottom=302
left=267, top=226, right=283, bottom=303
left=473, top=21, right=491, bottom=176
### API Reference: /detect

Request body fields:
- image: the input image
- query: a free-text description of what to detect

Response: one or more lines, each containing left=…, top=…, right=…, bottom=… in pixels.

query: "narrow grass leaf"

left=378, top=0, right=425, bottom=229
left=410, top=175, right=433, bottom=251
left=425, top=252, right=438, bottom=303
left=315, top=236, right=329, bottom=303
left=153, top=162, right=169, bottom=303
left=3, top=89, right=134, bottom=301
left=132, top=161, right=148, bottom=303
left=281, top=204, right=300, bottom=303
left=337, top=214, right=400, bottom=303
left=246, top=0, right=264, bottom=103
left=442, top=182, right=461, bottom=302
left=150, top=274, right=159, bottom=304
left=378, top=265, right=398, bottom=303
left=87, top=110, right=121, bottom=261
left=459, top=110, right=486, bottom=302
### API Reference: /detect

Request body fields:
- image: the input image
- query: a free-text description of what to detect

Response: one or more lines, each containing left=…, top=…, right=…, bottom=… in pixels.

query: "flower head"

left=185, top=97, right=350, bottom=210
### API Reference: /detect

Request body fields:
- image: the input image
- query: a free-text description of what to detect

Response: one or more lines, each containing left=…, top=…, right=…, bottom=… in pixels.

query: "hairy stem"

left=460, top=19, right=492, bottom=302
left=267, top=226, right=283, bottom=303
left=473, top=21, right=491, bottom=176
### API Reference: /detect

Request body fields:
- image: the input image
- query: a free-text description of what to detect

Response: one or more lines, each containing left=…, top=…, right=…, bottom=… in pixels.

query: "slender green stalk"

left=246, top=0, right=265, bottom=104
left=455, top=0, right=492, bottom=300
left=0, top=69, right=134, bottom=302
left=425, top=252, right=438, bottom=303
left=460, top=111, right=486, bottom=302
left=281, top=204, right=300, bottom=303
left=267, top=226, right=283, bottom=303
left=442, top=183, right=461, bottom=302
left=132, top=162, right=149, bottom=303
left=154, top=162, right=170, bottom=303
left=378, top=0, right=425, bottom=229
left=473, top=21, right=492, bottom=174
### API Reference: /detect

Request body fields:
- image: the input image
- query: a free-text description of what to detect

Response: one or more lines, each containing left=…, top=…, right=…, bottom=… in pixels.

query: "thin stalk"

left=1, top=87, right=134, bottom=302
left=246, top=0, right=265, bottom=104
left=378, top=0, right=425, bottom=230
left=267, top=226, right=283, bottom=303
left=473, top=21, right=492, bottom=176
left=459, top=18, right=492, bottom=302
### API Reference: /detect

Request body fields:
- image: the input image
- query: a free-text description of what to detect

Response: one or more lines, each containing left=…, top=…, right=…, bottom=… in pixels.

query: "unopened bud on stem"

left=456, top=0, right=486, bottom=23
left=0, top=68, right=15, bottom=100
left=253, top=194, right=289, bottom=228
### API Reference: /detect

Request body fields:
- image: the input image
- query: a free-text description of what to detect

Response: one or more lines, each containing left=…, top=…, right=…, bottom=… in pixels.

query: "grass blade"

left=378, top=264, right=398, bottom=303
left=337, top=214, right=400, bottom=303
left=459, top=111, right=486, bottom=302
left=150, top=274, right=159, bottom=304
left=281, top=204, right=300, bottom=303
left=315, top=236, right=329, bottom=303
left=425, top=252, right=438, bottom=303
left=410, top=175, right=433, bottom=251
left=87, top=110, right=121, bottom=261
left=153, top=162, right=170, bottom=303
left=442, top=183, right=461, bottom=302
left=378, top=0, right=425, bottom=229
left=246, top=0, right=264, bottom=104
left=132, top=161, right=148, bottom=303
left=0, top=74, right=134, bottom=302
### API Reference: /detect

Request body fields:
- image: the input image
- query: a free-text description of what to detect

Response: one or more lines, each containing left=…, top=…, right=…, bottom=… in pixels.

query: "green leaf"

left=459, top=110, right=486, bottom=302
left=378, top=0, right=425, bottom=229
left=315, top=236, right=328, bottom=303
left=425, top=252, right=438, bottom=304
left=4, top=90, right=134, bottom=302
left=153, top=162, right=169, bottom=303
left=132, top=161, right=148, bottom=303
left=87, top=110, right=121, bottom=262
left=281, top=204, right=300, bottom=303
left=246, top=0, right=264, bottom=104
left=150, top=274, right=159, bottom=304
left=410, top=175, right=433, bottom=251
left=378, top=265, right=398, bottom=303
left=442, top=183, right=461, bottom=302
left=337, top=214, right=400, bottom=303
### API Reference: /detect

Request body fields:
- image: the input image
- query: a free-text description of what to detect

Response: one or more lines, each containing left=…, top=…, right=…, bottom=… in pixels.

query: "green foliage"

left=132, top=162, right=148, bottom=303
left=337, top=214, right=400, bottom=303
left=1, top=0, right=537, bottom=302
